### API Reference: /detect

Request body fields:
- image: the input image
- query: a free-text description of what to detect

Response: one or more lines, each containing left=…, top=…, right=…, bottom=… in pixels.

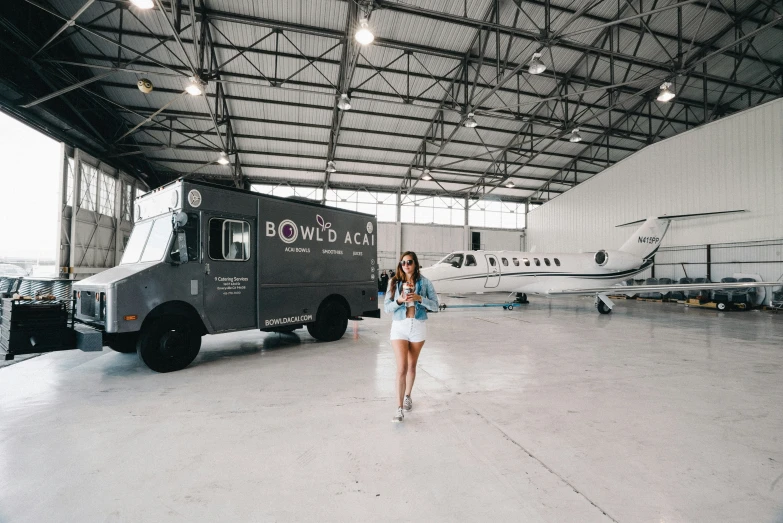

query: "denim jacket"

left=384, top=276, right=439, bottom=321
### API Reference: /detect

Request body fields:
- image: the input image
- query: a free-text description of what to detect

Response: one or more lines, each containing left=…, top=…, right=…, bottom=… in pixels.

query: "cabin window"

left=554, top=258, right=561, bottom=266
left=488, top=257, right=496, bottom=266
left=523, top=258, right=530, bottom=266
left=209, top=218, right=251, bottom=261
left=512, top=258, right=519, bottom=266
left=501, top=258, right=509, bottom=266
left=534, top=258, right=540, bottom=266
left=465, top=255, right=477, bottom=266
left=544, top=258, right=551, bottom=266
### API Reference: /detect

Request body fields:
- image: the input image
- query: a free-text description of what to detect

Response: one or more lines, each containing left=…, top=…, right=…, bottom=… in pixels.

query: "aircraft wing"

left=547, top=281, right=782, bottom=296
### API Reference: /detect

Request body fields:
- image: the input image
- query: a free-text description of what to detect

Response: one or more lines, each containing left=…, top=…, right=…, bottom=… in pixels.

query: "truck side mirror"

left=173, top=211, right=188, bottom=228
left=171, top=212, right=189, bottom=265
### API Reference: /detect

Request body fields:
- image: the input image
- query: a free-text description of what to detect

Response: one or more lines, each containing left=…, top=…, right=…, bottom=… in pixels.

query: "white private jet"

left=421, top=211, right=780, bottom=314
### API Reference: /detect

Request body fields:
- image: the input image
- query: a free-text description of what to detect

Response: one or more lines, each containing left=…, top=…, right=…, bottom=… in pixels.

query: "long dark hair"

left=389, top=251, right=420, bottom=294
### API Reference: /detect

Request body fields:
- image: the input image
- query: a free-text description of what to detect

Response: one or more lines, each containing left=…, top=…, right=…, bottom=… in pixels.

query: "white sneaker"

left=392, top=407, right=404, bottom=423
left=403, top=395, right=412, bottom=411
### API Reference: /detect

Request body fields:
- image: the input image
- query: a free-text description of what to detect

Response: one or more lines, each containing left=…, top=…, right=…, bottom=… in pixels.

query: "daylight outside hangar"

left=0, top=0, right=782, bottom=521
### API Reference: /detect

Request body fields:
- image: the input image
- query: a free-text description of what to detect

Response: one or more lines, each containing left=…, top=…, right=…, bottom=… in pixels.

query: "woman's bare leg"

left=391, top=339, right=409, bottom=408
left=405, top=341, right=425, bottom=396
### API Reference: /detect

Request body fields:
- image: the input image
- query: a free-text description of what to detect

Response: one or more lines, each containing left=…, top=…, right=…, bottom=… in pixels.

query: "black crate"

left=0, top=299, right=76, bottom=357
left=0, top=325, right=76, bottom=355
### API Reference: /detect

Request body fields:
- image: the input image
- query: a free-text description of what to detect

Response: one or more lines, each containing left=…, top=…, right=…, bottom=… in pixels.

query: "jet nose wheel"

left=595, top=299, right=612, bottom=314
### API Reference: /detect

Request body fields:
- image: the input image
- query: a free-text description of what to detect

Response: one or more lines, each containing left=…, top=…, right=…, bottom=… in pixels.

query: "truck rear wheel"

left=105, top=333, right=138, bottom=353
left=307, top=300, right=348, bottom=342
left=137, top=315, right=201, bottom=372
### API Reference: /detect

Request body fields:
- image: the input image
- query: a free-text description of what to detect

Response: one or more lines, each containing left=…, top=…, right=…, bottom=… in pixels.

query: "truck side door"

left=203, top=215, right=257, bottom=332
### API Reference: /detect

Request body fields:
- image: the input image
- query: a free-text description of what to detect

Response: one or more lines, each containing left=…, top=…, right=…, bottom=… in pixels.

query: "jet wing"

left=547, top=281, right=781, bottom=296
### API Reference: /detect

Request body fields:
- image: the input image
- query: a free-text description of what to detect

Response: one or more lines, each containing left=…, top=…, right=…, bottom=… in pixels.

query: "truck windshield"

left=120, top=220, right=153, bottom=264
left=120, top=217, right=172, bottom=265
left=140, top=218, right=173, bottom=262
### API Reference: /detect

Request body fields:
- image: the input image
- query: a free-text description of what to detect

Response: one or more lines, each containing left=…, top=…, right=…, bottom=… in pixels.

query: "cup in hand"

left=403, top=282, right=414, bottom=307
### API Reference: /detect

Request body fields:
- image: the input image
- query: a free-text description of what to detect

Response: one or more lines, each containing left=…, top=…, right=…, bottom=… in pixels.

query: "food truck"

left=1, top=180, right=380, bottom=372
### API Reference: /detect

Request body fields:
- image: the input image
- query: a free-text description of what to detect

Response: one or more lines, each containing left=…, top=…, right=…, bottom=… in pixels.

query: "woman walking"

left=384, top=251, right=439, bottom=423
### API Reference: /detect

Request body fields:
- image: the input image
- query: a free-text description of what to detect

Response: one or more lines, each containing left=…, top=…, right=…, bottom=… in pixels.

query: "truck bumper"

left=361, top=308, right=381, bottom=319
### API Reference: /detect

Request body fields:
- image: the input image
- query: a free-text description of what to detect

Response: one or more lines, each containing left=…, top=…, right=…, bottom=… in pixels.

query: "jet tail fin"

left=616, top=210, right=745, bottom=261
left=618, top=218, right=670, bottom=260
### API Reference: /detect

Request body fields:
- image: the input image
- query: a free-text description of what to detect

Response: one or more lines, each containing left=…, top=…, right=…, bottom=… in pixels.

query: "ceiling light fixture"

left=528, top=52, right=547, bottom=75
left=217, top=152, right=229, bottom=165
left=355, top=18, right=374, bottom=45
left=130, top=0, right=154, bottom=9
left=464, top=113, right=478, bottom=128
left=327, top=160, right=337, bottom=173
left=569, top=128, right=582, bottom=143
left=337, top=93, right=352, bottom=110
left=186, top=76, right=204, bottom=96
left=505, top=180, right=515, bottom=188
left=421, top=169, right=432, bottom=181
left=657, top=82, right=676, bottom=102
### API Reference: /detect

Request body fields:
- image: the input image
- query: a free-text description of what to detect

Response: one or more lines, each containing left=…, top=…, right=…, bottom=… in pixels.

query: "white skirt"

left=390, top=318, right=427, bottom=342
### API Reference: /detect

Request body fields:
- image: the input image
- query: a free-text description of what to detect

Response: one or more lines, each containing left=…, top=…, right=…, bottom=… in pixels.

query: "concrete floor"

left=1, top=296, right=782, bottom=523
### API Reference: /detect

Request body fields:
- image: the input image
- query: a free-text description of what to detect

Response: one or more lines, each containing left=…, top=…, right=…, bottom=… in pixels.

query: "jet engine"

left=594, top=249, right=643, bottom=271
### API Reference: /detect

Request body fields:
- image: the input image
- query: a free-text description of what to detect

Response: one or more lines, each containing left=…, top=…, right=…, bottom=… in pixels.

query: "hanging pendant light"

left=217, top=152, right=229, bottom=165
left=657, top=82, right=676, bottom=102
left=130, top=0, right=154, bottom=9
left=421, top=169, right=432, bottom=181
left=186, top=76, right=204, bottom=96
left=355, top=18, right=375, bottom=45
left=327, top=160, right=337, bottom=173
left=337, top=93, right=352, bottom=110
left=528, top=52, right=546, bottom=75
left=569, top=128, right=582, bottom=143
left=505, top=180, right=515, bottom=188
left=464, top=113, right=478, bottom=128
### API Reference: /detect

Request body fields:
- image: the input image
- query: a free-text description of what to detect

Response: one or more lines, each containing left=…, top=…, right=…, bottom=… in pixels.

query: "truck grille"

left=80, top=292, right=95, bottom=317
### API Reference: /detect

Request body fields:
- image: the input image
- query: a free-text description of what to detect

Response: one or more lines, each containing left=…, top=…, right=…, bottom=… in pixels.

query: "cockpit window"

left=534, top=258, right=541, bottom=266
left=501, top=258, right=509, bottom=266
left=441, top=253, right=464, bottom=268
left=465, top=255, right=477, bottom=266
left=512, top=258, right=519, bottom=266
left=523, top=258, right=530, bottom=266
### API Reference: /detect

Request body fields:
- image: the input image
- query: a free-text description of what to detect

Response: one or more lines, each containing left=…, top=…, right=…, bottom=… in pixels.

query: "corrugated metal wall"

left=527, top=98, right=783, bottom=283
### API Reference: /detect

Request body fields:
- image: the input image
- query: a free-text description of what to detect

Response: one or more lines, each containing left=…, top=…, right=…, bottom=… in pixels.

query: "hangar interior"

left=0, top=0, right=782, bottom=521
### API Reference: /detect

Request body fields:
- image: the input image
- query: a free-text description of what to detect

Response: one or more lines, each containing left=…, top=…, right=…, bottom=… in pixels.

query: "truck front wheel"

left=307, top=300, right=348, bottom=342
left=137, top=315, right=201, bottom=372
left=105, top=333, right=138, bottom=353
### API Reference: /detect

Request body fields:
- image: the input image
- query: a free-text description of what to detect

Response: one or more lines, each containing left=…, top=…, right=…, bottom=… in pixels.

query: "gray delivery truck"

left=22, top=179, right=379, bottom=372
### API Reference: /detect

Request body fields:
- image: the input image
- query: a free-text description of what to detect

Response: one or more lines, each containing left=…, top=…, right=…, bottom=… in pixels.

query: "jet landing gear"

left=595, top=294, right=614, bottom=314
left=514, top=293, right=529, bottom=304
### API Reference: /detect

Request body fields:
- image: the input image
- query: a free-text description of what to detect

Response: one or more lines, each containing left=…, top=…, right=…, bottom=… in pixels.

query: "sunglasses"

left=400, top=260, right=415, bottom=266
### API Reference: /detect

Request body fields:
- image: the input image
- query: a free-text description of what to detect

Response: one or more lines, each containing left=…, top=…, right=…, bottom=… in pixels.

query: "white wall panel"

left=400, top=223, right=464, bottom=267
left=527, top=99, right=783, bottom=282
left=377, top=222, right=398, bottom=272
left=474, top=228, right=526, bottom=251
left=375, top=223, right=525, bottom=272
